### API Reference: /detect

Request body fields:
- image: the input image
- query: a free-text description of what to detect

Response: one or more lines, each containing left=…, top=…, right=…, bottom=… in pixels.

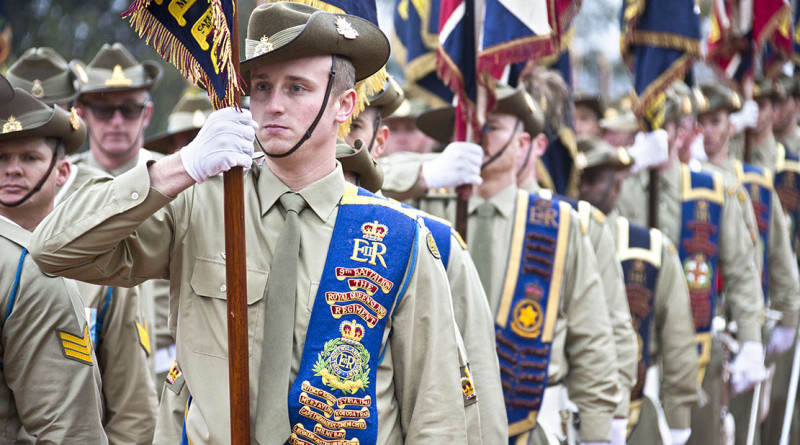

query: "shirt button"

left=220, top=284, right=227, bottom=292
left=131, top=191, right=140, bottom=200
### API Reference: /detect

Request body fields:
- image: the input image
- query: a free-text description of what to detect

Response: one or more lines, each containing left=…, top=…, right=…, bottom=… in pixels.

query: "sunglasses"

left=81, top=102, right=148, bottom=121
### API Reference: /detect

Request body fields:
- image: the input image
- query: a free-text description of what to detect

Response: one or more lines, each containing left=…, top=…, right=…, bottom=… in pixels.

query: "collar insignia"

left=106, top=64, right=133, bottom=87
left=2, top=116, right=22, bottom=133
left=31, top=79, right=45, bottom=99
left=336, top=17, right=359, bottom=39
left=254, top=35, right=274, bottom=56
left=70, top=107, right=81, bottom=130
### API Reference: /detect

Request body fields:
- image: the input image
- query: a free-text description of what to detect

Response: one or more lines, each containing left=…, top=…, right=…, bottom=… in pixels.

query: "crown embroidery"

left=106, top=65, right=132, bottom=87
left=2, top=116, right=22, bottom=133
left=340, top=320, right=365, bottom=345
left=335, top=17, right=359, bottom=39
left=254, top=35, right=274, bottom=56
left=361, top=220, right=388, bottom=242
left=31, top=79, right=45, bottom=99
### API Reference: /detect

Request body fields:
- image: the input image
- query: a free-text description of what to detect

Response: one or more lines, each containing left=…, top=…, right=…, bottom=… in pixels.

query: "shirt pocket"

left=186, top=258, right=268, bottom=358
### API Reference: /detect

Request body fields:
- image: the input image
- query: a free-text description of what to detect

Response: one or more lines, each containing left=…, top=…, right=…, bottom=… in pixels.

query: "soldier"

left=617, top=81, right=766, bottom=445
left=0, top=78, right=107, bottom=443
left=775, top=74, right=800, bottom=157
left=697, top=82, right=800, bottom=445
left=30, top=3, right=469, bottom=444
left=573, top=91, right=605, bottom=138
left=345, top=77, right=507, bottom=444
left=381, top=89, right=438, bottom=155
left=7, top=46, right=159, bottom=442
left=577, top=136, right=698, bottom=445
left=70, top=41, right=168, bottom=381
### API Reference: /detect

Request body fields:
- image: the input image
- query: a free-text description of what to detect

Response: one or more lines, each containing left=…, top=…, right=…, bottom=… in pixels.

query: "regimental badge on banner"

left=313, top=320, right=370, bottom=395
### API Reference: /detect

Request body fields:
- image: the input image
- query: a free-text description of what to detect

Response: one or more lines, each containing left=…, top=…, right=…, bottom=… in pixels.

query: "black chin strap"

left=481, top=118, right=521, bottom=170
left=261, top=54, right=338, bottom=159
left=365, top=113, right=382, bottom=154
left=516, top=139, right=534, bottom=177
left=0, top=146, right=59, bottom=208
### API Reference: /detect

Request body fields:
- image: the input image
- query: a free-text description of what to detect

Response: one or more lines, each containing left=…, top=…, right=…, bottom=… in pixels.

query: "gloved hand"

left=180, top=107, right=256, bottom=183
left=730, top=341, right=766, bottom=395
left=689, top=134, right=707, bottom=161
left=767, top=326, right=797, bottom=356
left=628, top=129, right=669, bottom=173
left=730, top=100, right=759, bottom=133
left=421, top=141, right=483, bottom=189
left=610, top=418, right=628, bottom=445
left=669, top=428, right=691, bottom=445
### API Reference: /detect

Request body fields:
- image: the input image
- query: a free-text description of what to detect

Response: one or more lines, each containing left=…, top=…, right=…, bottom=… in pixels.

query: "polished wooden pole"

left=224, top=5, right=250, bottom=442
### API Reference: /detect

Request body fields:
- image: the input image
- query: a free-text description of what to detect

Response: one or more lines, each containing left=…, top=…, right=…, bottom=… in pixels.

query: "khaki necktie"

left=472, top=202, right=496, bottom=296
left=255, top=192, right=307, bottom=445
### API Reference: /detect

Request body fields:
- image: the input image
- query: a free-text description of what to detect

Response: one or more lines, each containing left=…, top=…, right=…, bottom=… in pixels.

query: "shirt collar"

left=257, top=162, right=346, bottom=222
left=87, top=149, right=143, bottom=177
left=469, top=183, right=518, bottom=218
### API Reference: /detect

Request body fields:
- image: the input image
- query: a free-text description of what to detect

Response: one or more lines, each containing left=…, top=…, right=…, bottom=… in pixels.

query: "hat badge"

left=2, top=116, right=22, bottom=134
left=106, top=65, right=133, bottom=87
left=70, top=107, right=81, bottom=131
left=254, top=35, right=274, bottom=57
left=335, top=17, right=359, bottom=39
left=731, top=92, right=741, bottom=109
left=31, top=79, right=45, bottom=99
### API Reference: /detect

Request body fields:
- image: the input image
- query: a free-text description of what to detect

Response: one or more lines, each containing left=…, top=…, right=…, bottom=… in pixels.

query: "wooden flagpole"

left=223, top=3, right=251, bottom=442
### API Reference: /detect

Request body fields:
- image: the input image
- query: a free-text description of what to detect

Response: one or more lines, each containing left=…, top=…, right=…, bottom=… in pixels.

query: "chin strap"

left=481, top=118, right=521, bottom=170
left=0, top=146, right=59, bottom=208
left=261, top=54, right=338, bottom=159
left=516, top=139, right=534, bottom=177
left=365, top=113, right=382, bottom=154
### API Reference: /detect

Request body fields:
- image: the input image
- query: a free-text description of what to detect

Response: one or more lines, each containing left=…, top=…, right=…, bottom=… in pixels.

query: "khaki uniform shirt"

left=777, top=126, right=800, bottom=156
left=69, top=149, right=171, bottom=371
left=533, top=186, right=638, bottom=418
left=607, top=212, right=698, bottom=429
left=617, top=162, right=764, bottom=343
left=29, top=163, right=469, bottom=444
left=729, top=133, right=777, bottom=173
left=0, top=217, right=107, bottom=443
left=703, top=159, right=800, bottom=328
left=73, top=281, right=158, bottom=444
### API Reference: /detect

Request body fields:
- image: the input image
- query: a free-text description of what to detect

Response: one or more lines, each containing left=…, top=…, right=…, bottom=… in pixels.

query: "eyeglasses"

left=81, top=102, right=148, bottom=121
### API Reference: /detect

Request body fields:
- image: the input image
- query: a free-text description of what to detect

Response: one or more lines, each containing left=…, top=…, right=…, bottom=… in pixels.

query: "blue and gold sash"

left=734, top=160, right=773, bottom=301
left=496, top=190, right=571, bottom=440
left=775, top=143, right=800, bottom=254
left=286, top=184, right=420, bottom=445
left=616, top=217, right=661, bottom=405
left=391, top=199, right=463, bottom=271
left=679, top=165, right=724, bottom=383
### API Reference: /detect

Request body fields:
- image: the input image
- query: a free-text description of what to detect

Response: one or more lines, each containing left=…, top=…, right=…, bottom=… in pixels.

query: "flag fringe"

left=635, top=53, right=696, bottom=130
left=122, top=2, right=243, bottom=110
left=477, top=36, right=553, bottom=77
left=435, top=47, right=480, bottom=137
left=626, top=31, right=701, bottom=55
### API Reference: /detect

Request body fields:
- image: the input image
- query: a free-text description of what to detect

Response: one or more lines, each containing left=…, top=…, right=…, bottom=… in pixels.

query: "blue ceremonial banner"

left=122, top=0, right=240, bottom=110
left=621, top=0, right=701, bottom=130
left=392, top=0, right=453, bottom=105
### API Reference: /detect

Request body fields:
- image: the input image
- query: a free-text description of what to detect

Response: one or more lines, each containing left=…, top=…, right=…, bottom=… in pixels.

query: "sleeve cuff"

left=614, top=386, right=630, bottom=418
left=663, top=404, right=691, bottom=429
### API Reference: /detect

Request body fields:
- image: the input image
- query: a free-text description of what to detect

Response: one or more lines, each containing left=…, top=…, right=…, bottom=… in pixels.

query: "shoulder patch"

left=56, top=325, right=94, bottom=366
left=726, top=185, right=736, bottom=197
left=165, top=361, right=186, bottom=395
left=592, top=208, right=606, bottom=223
left=737, top=190, right=747, bottom=203
left=426, top=232, right=441, bottom=259
left=136, top=321, right=151, bottom=356
left=579, top=219, right=588, bottom=235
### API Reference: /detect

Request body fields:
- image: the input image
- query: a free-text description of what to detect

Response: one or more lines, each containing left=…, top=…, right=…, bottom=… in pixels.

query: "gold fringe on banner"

left=122, top=0, right=243, bottom=110
left=634, top=53, right=696, bottom=131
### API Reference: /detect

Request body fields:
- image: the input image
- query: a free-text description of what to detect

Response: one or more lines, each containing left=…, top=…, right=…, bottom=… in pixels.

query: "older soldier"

left=345, top=77, right=507, bottom=444
left=30, top=3, right=468, bottom=444
left=617, top=81, right=766, bottom=445
left=0, top=78, right=107, bottom=443
left=578, top=136, right=699, bottom=445
left=697, top=82, right=800, bottom=445
left=7, top=46, right=159, bottom=442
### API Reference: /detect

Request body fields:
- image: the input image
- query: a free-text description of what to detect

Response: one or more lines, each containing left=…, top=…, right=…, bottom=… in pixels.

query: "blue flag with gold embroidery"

left=392, top=0, right=453, bottom=105
left=621, top=0, right=701, bottom=130
left=122, top=0, right=240, bottom=110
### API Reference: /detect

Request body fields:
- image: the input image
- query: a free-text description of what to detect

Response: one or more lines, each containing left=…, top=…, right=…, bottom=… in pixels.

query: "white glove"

left=421, top=141, right=483, bottom=189
left=670, top=428, right=691, bottom=445
left=730, top=99, right=759, bottom=133
left=610, top=418, right=627, bottom=445
left=689, top=134, right=707, bottom=161
left=180, top=107, right=255, bottom=183
left=628, top=129, right=669, bottom=173
left=767, top=326, right=797, bottom=356
left=729, top=341, right=767, bottom=395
